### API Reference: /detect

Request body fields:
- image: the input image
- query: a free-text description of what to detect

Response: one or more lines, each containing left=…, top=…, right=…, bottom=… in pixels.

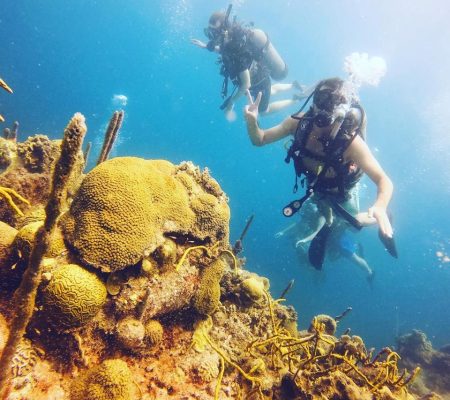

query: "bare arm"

left=244, top=90, right=298, bottom=146
left=346, top=136, right=394, bottom=237
left=224, top=69, right=251, bottom=113
left=190, top=38, right=220, bottom=52
left=274, top=222, right=297, bottom=238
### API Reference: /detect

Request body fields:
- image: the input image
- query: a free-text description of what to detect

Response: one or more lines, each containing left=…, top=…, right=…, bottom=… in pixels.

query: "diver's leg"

left=263, top=99, right=298, bottom=115
left=271, top=83, right=296, bottom=95
left=295, top=216, right=326, bottom=247
left=349, top=252, right=373, bottom=277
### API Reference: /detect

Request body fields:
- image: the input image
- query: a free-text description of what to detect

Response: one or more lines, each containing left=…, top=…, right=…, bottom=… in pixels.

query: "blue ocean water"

left=1, top=0, right=449, bottom=351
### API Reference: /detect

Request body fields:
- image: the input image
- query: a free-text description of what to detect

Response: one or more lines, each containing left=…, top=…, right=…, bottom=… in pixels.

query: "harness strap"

left=221, top=75, right=229, bottom=98
left=282, top=157, right=334, bottom=217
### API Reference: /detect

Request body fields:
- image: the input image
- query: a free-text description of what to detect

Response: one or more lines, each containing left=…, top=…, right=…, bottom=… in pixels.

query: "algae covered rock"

left=17, top=134, right=59, bottom=173
left=70, top=359, right=135, bottom=400
left=62, top=157, right=230, bottom=273
left=0, top=138, right=15, bottom=171
left=13, top=221, right=42, bottom=260
left=41, top=264, right=107, bottom=328
left=241, top=276, right=269, bottom=302
left=309, top=314, right=338, bottom=336
left=0, top=221, right=17, bottom=269
left=116, top=317, right=145, bottom=350
left=0, top=133, right=84, bottom=226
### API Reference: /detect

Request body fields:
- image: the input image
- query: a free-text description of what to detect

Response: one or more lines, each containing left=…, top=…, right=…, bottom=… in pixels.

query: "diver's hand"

left=244, top=90, right=261, bottom=122
left=191, top=38, right=207, bottom=49
left=368, top=206, right=393, bottom=238
left=355, top=212, right=377, bottom=227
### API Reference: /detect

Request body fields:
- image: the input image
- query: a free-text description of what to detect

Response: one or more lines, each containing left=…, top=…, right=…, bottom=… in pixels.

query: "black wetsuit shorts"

left=249, top=73, right=271, bottom=113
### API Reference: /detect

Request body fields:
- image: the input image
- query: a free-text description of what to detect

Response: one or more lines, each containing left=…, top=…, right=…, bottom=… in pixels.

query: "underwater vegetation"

left=0, top=114, right=442, bottom=399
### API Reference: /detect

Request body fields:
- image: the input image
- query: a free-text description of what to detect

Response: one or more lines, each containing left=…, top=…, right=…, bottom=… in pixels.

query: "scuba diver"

left=274, top=199, right=375, bottom=281
left=245, top=77, right=396, bottom=270
left=191, top=5, right=307, bottom=121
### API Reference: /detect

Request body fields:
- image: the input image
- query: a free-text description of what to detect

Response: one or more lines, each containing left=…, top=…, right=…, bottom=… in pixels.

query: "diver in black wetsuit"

left=191, top=5, right=307, bottom=121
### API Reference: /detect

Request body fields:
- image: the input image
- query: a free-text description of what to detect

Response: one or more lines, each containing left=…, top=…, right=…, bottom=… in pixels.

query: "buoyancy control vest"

left=283, top=104, right=366, bottom=217
left=218, top=24, right=271, bottom=99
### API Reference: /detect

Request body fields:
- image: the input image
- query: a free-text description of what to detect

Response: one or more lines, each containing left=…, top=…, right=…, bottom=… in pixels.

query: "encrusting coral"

left=17, top=134, right=59, bottom=173
left=0, top=130, right=84, bottom=226
left=193, top=257, right=228, bottom=316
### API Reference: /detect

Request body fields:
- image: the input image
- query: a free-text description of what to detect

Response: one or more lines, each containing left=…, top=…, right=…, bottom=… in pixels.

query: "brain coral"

left=70, top=359, right=134, bottom=400
left=41, top=264, right=107, bottom=328
left=62, top=157, right=230, bottom=272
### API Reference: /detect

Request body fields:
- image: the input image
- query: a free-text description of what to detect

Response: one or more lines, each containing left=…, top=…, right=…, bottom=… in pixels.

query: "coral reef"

left=397, top=330, right=450, bottom=398
left=0, top=129, right=84, bottom=226
left=0, top=115, right=438, bottom=400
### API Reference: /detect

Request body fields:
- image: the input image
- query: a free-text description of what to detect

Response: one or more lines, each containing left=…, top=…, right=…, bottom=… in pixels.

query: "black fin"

left=378, top=212, right=398, bottom=258
left=308, top=225, right=332, bottom=270
left=378, top=230, right=398, bottom=258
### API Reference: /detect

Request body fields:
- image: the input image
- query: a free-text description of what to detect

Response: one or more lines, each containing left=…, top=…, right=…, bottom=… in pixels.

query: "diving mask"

left=204, top=25, right=222, bottom=41
left=313, top=87, right=350, bottom=128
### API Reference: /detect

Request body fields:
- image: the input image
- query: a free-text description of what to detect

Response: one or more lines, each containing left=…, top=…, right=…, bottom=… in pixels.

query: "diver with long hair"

left=245, top=77, right=396, bottom=270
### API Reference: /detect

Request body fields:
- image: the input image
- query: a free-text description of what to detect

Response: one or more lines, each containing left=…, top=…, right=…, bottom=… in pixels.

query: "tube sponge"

left=41, top=264, right=107, bottom=329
